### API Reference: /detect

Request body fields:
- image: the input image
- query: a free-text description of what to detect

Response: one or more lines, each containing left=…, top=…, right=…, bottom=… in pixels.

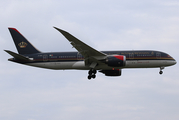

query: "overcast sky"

left=0, top=0, right=179, bottom=120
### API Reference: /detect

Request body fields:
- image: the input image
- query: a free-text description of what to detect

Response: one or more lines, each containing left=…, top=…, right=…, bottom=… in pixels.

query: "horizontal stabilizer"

left=4, top=50, right=31, bottom=61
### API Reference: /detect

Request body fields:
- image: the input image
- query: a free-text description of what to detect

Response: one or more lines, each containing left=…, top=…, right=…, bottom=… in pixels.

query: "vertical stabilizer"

left=8, top=28, right=41, bottom=54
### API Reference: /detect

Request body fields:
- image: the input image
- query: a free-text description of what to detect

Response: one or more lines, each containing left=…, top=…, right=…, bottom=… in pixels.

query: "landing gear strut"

left=159, top=67, right=164, bottom=75
left=88, top=69, right=97, bottom=80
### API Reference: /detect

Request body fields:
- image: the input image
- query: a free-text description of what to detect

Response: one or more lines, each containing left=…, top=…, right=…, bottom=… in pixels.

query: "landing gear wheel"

left=159, top=67, right=164, bottom=75
left=93, top=70, right=97, bottom=74
left=92, top=74, right=96, bottom=79
left=88, top=70, right=92, bottom=75
left=88, top=69, right=97, bottom=80
left=88, top=69, right=97, bottom=75
left=88, top=75, right=92, bottom=80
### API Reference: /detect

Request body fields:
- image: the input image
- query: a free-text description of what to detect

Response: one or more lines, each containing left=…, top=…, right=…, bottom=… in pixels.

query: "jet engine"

left=99, top=69, right=122, bottom=76
left=105, top=55, right=126, bottom=67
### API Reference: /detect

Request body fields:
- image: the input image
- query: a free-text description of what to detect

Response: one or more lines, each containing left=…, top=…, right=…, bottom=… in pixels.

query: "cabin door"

left=43, top=55, right=48, bottom=61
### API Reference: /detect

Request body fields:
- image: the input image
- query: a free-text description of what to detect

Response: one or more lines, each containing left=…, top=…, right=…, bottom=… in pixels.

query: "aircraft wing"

left=54, top=27, right=107, bottom=67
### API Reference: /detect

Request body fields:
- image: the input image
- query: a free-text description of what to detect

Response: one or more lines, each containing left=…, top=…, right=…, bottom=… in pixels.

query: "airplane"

left=5, top=27, right=177, bottom=80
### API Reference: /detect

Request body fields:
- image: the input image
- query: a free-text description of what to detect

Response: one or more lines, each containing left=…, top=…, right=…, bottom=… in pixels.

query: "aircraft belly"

left=72, top=61, right=89, bottom=70
left=26, top=62, right=58, bottom=69
left=125, top=60, right=174, bottom=68
left=26, top=61, right=88, bottom=70
left=25, top=60, right=175, bottom=70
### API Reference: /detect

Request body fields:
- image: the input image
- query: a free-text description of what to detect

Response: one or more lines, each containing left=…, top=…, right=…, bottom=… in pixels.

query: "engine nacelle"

left=99, top=69, right=122, bottom=76
left=106, top=55, right=126, bottom=67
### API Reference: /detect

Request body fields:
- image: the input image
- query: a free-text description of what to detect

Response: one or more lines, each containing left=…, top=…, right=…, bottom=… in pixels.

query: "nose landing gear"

left=88, top=69, right=97, bottom=80
left=159, top=67, right=164, bottom=75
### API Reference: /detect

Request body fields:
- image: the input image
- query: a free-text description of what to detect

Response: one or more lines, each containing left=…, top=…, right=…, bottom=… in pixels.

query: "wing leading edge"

left=54, top=27, right=107, bottom=67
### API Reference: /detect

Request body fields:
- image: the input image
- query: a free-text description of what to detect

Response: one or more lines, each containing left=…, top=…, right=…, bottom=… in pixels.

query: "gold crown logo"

left=18, top=42, right=27, bottom=48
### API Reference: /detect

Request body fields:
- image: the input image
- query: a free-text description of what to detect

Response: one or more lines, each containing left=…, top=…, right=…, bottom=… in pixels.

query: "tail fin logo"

left=18, top=42, right=27, bottom=48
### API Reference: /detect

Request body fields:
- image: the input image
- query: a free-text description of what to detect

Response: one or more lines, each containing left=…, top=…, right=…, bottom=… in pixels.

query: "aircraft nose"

left=168, top=54, right=177, bottom=66
left=171, top=57, right=177, bottom=65
left=173, top=59, right=177, bottom=65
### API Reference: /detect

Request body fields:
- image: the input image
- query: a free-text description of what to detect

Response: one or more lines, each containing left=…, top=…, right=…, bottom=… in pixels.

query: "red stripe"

left=114, top=55, right=124, bottom=60
left=8, top=28, right=22, bottom=35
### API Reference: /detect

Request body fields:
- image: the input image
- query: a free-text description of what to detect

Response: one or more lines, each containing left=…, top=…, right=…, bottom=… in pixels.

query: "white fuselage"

left=26, top=59, right=176, bottom=70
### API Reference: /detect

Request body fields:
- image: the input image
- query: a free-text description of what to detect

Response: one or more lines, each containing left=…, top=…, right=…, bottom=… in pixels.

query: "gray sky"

left=0, top=0, right=179, bottom=120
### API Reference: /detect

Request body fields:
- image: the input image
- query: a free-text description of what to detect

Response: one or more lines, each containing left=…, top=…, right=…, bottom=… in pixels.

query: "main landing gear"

left=88, top=69, right=97, bottom=80
left=159, top=67, right=164, bottom=75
